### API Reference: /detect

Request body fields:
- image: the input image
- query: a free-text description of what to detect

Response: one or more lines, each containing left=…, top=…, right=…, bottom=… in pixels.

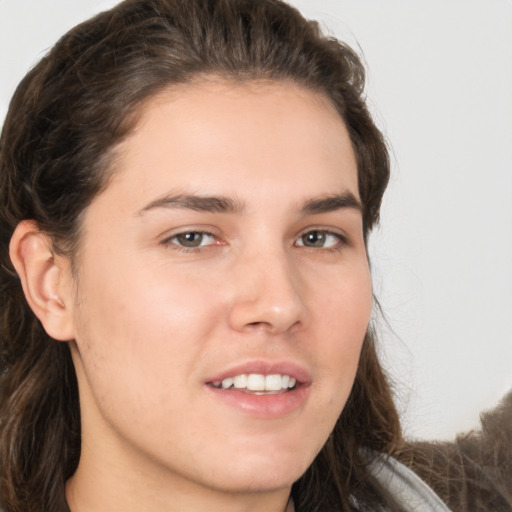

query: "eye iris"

left=303, top=231, right=326, bottom=247
left=176, top=232, right=203, bottom=247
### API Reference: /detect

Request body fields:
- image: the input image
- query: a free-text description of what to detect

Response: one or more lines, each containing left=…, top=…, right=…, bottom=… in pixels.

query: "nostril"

left=244, top=319, right=302, bottom=335
left=247, top=321, right=271, bottom=330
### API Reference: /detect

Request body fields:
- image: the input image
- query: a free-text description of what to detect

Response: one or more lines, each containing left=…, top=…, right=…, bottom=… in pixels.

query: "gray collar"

left=370, top=455, right=452, bottom=512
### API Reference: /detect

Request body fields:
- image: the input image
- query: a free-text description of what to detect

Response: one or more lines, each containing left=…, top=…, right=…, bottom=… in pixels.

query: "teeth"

left=247, top=374, right=265, bottom=391
left=218, top=373, right=297, bottom=391
left=265, top=374, right=282, bottom=391
left=233, top=374, right=248, bottom=388
left=221, top=377, right=234, bottom=389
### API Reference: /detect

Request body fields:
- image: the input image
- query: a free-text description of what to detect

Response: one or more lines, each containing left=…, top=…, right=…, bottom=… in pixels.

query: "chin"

left=200, top=448, right=314, bottom=494
left=209, top=468, right=305, bottom=494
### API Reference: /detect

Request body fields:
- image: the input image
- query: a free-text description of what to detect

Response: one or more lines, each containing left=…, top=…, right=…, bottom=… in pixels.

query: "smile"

left=205, top=363, right=310, bottom=417
left=210, top=373, right=297, bottom=393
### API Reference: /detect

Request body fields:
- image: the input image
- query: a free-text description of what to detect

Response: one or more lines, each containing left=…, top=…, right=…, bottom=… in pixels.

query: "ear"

left=9, top=220, right=75, bottom=341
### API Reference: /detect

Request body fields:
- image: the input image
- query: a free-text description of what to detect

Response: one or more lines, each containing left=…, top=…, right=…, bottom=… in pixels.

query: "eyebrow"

left=300, top=192, right=362, bottom=215
left=137, top=193, right=245, bottom=215
left=137, top=191, right=361, bottom=216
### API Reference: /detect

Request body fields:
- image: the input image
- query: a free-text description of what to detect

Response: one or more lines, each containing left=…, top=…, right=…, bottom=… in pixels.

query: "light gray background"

left=1, top=0, right=511, bottom=440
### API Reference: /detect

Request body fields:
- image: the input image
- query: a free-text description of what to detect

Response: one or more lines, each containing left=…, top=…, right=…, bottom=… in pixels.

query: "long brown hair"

left=0, top=1, right=400, bottom=510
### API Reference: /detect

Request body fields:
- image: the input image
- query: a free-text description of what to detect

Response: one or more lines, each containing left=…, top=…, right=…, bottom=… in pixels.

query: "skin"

left=19, top=79, right=373, bottom=512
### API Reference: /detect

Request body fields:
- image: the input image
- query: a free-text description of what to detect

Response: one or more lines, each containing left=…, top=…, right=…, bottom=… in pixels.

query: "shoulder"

left=396, top=391, right=512, bottom=512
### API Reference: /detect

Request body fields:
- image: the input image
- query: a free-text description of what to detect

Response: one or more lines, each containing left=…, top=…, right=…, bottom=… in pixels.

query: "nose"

left=227, top=247, right=306, bottom=335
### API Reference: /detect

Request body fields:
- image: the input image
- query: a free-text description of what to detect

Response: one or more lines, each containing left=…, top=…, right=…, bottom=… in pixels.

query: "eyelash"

left=161, top=229, right=348, bottom=253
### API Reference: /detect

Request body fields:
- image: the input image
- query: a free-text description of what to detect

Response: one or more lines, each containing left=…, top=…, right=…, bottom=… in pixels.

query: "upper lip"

left=204, top=359, right=312, bottom=386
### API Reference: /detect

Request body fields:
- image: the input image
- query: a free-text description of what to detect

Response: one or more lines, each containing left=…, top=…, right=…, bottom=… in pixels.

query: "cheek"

left=296, top=256, right=371, bottom=438
left=71, top=260, right=223, bottom=408
left=76, top=256, right=219, bottom=340
left=313, top=259, right=373, bottom=347
left=305, top=260, right=372, bottom=415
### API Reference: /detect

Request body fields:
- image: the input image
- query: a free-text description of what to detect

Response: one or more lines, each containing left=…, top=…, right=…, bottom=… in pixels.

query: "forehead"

left=105, top=78, right=359, bottom=211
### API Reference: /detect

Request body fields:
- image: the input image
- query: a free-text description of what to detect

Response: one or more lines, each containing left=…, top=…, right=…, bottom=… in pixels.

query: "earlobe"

left=9, top=220, right=75, bottom=341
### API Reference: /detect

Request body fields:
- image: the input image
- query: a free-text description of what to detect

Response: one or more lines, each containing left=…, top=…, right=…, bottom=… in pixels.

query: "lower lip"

left=205, top=385, right=310, bottom=418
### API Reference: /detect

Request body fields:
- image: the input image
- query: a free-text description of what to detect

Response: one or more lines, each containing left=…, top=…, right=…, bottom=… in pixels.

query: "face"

left=66, top=79, right=372, bottom=501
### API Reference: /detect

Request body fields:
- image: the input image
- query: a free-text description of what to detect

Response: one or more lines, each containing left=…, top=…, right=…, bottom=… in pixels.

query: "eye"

left=166, top=231, right=217, bottom=249
left=295, top=230, right=345, bottom=249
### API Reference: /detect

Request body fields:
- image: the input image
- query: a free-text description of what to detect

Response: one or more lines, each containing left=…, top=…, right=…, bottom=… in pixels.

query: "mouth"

left=204, top=362, right=310, bottom=417
left=208, top=373, right=298, bottom=394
